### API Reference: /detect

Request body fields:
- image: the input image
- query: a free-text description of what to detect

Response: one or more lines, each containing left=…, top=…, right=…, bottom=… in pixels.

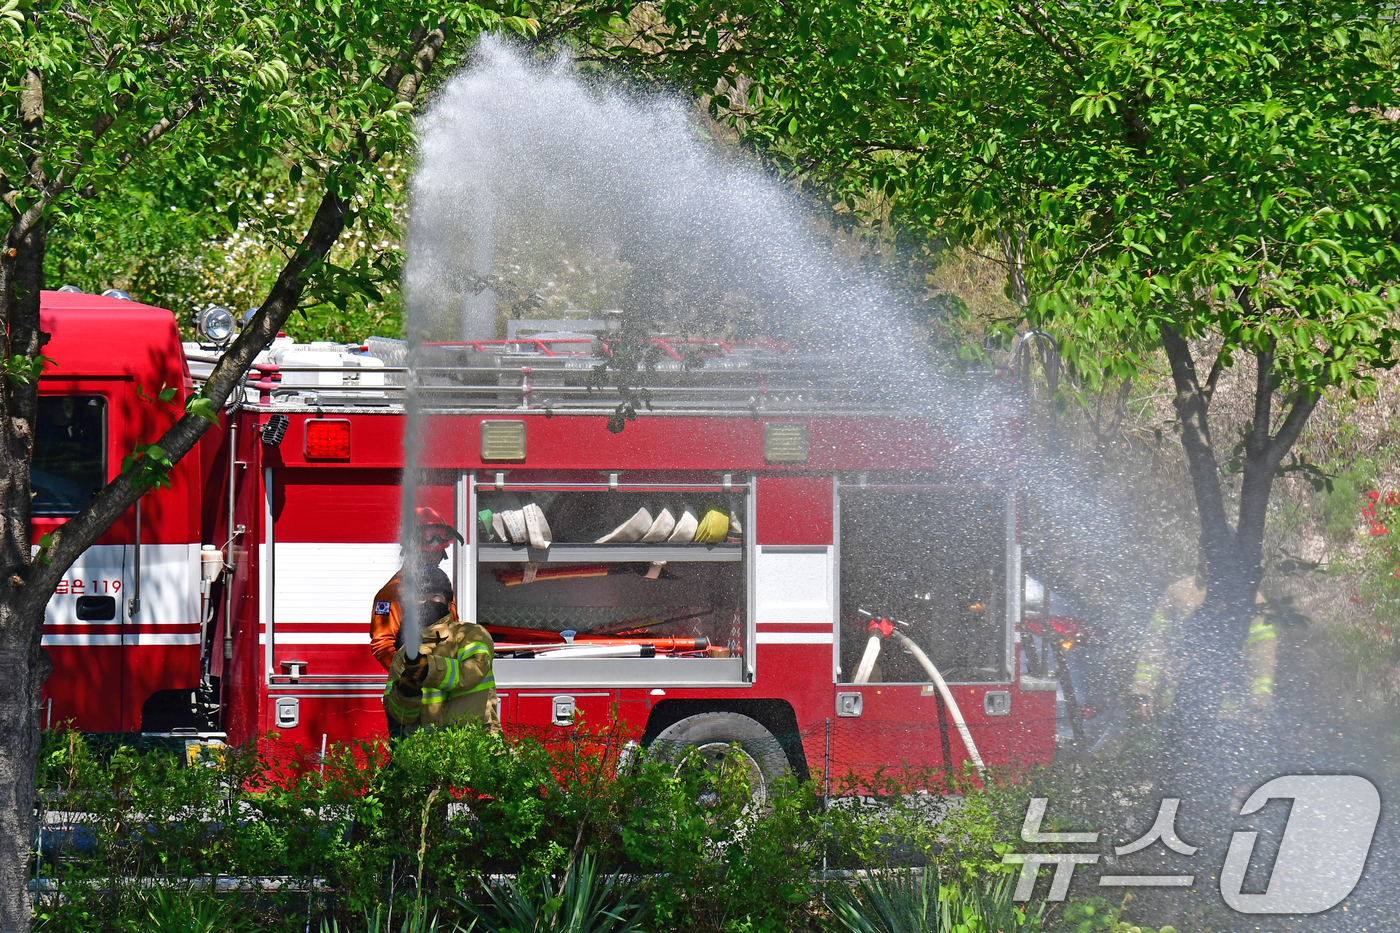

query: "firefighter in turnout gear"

left=384, top=567, right=500, bottom=734
left=1132, top=566, right=1276, bottom=721
left=370, top=506, right=464, bottom=672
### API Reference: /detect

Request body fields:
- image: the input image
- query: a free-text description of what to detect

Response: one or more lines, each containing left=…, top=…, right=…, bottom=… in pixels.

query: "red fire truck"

left=35, top=289, right=1057, bottom=782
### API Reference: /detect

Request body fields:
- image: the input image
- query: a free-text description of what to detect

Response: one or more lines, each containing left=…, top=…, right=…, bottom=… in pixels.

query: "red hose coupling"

left=867, top=617, right=895, bottom=638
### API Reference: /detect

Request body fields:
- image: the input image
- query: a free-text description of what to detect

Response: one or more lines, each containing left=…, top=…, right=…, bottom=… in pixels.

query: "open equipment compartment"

left=837, top=483, right=1012, bottom=684
left=460, top=474, right=754, bottom=687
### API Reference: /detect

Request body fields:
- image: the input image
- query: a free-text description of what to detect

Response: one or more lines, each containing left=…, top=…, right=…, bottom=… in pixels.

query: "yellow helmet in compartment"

left=693, top=508, right=731, bottom=544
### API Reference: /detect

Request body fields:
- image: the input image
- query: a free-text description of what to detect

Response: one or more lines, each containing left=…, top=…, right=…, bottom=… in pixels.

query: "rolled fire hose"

left=890, top=630, right=986, bottom=776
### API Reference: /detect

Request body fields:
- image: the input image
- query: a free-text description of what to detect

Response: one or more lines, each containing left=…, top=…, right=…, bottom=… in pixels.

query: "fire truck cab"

left=39, top=294, right=1057, bottom=781
left=36, top=290, right=208, bottom=734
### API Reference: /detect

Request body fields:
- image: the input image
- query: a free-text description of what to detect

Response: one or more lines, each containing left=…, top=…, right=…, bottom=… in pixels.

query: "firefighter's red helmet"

left=414, top=505, right=463, bottom=550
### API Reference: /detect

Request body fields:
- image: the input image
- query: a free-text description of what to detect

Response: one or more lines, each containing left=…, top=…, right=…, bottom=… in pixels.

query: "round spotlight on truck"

left=57, top=284, right=84, bottom=293
left=198, top=305, right=235, bottom=344
left=101, top=288, right=133, bottom=300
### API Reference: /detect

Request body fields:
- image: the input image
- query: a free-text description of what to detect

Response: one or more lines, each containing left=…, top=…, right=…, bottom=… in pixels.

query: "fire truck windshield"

left=33, top=395, right=106, bottom=515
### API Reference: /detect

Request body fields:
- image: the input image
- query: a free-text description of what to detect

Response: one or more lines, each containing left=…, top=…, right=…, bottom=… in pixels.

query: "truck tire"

left=648, top=712, right=790, bottom=804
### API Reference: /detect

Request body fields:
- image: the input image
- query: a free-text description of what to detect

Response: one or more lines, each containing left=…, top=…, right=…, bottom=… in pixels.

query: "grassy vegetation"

left=30, top=727, right=1188, bottom=933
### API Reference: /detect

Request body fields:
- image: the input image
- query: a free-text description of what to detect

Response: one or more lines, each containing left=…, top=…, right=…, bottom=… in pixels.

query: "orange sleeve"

left=370, top=582, right=401, bottom=671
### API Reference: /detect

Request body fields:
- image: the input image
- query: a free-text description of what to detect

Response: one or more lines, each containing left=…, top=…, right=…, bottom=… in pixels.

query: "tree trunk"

left=1154, top=327, right=1302, bottom=863
left=0, top=189, right=347, bottom=929
left=0, top=216, right=48, bottom=932
left=1159, top=327, right=1319, bottom=628
left=0, top=603, right=49, bottom=931
left=1159, top=327, right=1235, bottom=608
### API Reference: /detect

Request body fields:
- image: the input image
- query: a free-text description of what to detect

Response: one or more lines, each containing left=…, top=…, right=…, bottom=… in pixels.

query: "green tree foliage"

left=622, top=0, right=1400, bottom=617
left=3, top=2, right=486, bottom=340
left=43, top=160, right=411, bottom=343
left=29, top=3, right=640, bottom=345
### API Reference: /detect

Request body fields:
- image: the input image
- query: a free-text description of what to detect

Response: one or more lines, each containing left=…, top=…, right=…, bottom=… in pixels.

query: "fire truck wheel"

left=650, top=712, right=791, bottom=803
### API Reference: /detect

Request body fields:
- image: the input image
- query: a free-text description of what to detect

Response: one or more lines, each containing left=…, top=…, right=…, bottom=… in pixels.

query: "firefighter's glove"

left=390, top=647, right=431, bottom=686
left=401, top=654, right=430, bottom=686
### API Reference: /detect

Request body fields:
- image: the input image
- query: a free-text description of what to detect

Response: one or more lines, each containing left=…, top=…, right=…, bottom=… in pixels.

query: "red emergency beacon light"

left=37, top=299, right=1056, bottom=786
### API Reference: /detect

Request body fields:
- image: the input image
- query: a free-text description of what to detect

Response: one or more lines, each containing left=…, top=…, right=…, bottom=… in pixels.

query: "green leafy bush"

left=1058, top=897, right=1178, bottom=933
left=35, top=726, right=850, bottom=931
left=1320, top=459, right=1377, bottom=543
left=1336, top=489, right=1400, bottom=698
left=319, top=902, right=448, bottom=933
left=32, top=727, right=1132, bottom=933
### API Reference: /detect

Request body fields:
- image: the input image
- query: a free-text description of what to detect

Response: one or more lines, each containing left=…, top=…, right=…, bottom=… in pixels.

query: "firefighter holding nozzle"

left=372, top=506, right=500, bottom=736
left=382, top=565, right=501, bottom=735
left=370, top=506, right=462, bottom=672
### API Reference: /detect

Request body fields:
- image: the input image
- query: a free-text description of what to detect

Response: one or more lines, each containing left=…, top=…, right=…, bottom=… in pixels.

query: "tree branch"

left=1161, top=324, right=1233, bottom=560
left=88, top=93, right=134, bottom=145
left=8, top=86, right=198, bottom=244
left=1010, top=3, right=1085, bottom=79
left=1203, top=346, right=1226, bottom=408
left=19, top=70, right=46, bottom=192
left=1265, top=387, right=1320, bottom=474
left=113, top=92, right=205, bottom=173
left=27, top=188, right=349, bottom=608
left=395, top=21, right=447, bottom=103
left=1160, top=324, right=1203, bottom=399
left=1105, top=375, right=1132, bottom=441
left=1247, top=338, right=1276, bottom=462
left=381, top=23, right=430, bottom=94
left=141, top=14, right=194, bottom=48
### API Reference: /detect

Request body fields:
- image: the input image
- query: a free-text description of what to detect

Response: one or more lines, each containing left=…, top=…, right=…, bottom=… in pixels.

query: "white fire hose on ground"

left=853, top=611, right=986, bottom=776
